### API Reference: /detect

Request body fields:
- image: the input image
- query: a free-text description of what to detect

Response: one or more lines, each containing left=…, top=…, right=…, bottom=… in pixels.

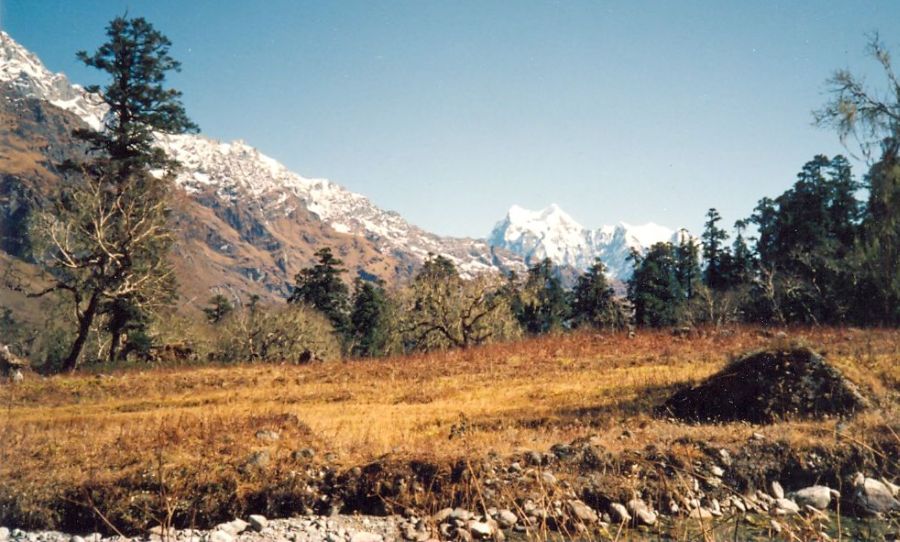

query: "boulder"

left=566, top=500, right=598, bottom=524
left=626, top=499, right=657, bottom=526
left=851, top=474, right=900, bottom=515
left=467, top=521, right=493, bottom=540
left=790, top=486, right=835, bottom=510
left=496, top=509, right=518, bottom=529
left=248, top=514, right=268, bottom=532
left=770, top=481, right=785, bottom=499
left=608, top=502, right=631, bottom=524
left=771, top=498, right=800, bottom=515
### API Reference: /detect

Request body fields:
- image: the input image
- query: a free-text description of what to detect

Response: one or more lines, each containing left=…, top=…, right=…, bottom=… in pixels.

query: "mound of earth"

left=662, top=347, right=869, bottom=424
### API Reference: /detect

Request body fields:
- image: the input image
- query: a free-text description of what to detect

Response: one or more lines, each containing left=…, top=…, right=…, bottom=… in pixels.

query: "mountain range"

left=0, top=31, right=683, bottom=310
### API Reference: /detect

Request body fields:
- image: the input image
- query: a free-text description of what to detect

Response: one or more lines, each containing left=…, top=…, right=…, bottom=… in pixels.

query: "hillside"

left=0, top=30, right=681, bottom=316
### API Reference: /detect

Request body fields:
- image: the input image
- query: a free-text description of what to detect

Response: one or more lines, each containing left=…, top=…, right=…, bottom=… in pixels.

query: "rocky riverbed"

left=2, top=463, right=898, bottom=542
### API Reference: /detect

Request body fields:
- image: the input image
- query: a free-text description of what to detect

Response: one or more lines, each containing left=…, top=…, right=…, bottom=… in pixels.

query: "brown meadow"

left=1, top=326, right=898, bottom=534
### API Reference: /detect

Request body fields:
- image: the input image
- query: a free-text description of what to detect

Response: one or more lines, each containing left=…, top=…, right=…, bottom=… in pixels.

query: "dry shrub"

left=216, top=303, right=341, bottom=363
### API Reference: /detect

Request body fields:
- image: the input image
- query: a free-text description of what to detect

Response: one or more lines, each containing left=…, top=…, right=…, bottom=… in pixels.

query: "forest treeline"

left=3, top=18, right=898, bottom=372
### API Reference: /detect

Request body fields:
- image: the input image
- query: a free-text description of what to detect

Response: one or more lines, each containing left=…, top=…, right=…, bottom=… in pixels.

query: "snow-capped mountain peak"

left=0, top=31, right=107, bottom=130
left=489, top=205, right=683, bottom=279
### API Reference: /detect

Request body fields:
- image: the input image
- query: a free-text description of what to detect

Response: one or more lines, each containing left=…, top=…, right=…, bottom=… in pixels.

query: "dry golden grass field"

left=1, top=327, right=898, bottom=535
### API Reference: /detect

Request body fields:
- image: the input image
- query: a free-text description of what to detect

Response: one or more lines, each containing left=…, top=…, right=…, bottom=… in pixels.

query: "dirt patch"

left=661, top=347, right=869, bottom=423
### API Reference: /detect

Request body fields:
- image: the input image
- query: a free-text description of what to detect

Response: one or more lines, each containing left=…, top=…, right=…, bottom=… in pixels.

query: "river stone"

left=608, top=503, right=631, bottom=524
left=852, top=475, right=900, bottom=515
left=248, top=515, right=268, bottom=532
left=206, top=531, right=233, bottom=542
left=770, top=481, right=785, bottom=499
left=0, top=527, right=8, bottom=541
left=433, top=508, right=454, bottom=523
left=791, top=486, right=834, bottom=510
left=451, top=508, right=473, bottom=521
left=772, top=498, right=800, bottom=515
left=467, top=521, right=493, bottom=540
left=496, top=509, right=518, bottom=528
left=882, top=478, right=899, bottom=497
left=566, top=500, right=598, bottom=524
left=216, top=519, right=248, bottom=535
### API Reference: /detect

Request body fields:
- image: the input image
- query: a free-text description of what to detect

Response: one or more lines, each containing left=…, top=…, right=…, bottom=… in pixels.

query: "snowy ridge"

left=489, top=204, right=684, bottom=279
left=0, top=31, right=107, bottom=130
left=1, top=31, right=682, bottom=281
left=0, top=31, right=501, bottom=277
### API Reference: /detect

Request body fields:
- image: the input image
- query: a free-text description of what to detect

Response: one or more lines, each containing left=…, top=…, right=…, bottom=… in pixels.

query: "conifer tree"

left=516, top=258, right=569, bottom=334
left=289, top=247, right=351, bottom=336
left=350, top=278, right=394, bottom=357
left=569, top=259, right=622, bottom=329
left=675, top=231, right=702, bottom=299
left=728, top=220, right=755, bottom=287
left=627, top=243, right=684, bottom=327
left=29, top=17, right=196, bottom=371
left=204, top=294, right=234, bottom=324
left=701, top=208, right=730, bottom=290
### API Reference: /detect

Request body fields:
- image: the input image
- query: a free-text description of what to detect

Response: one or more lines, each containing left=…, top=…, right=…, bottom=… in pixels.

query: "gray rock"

left=852, top=475, right=900, bottom=515
left=881, top=478, right=900, bottom=497
left=718, top=448, right=733, bottom=466
left=450, top=508, right=473, bottom=521
left=248, top=515, right=268, bottom=532
left=467, top=521, right=493, bottom=540
left=566, top=500, right=598, bottom=524
left=0, top=527, right=9, bottom=541
left=626, top=498, right=656, bottom=526
left=771, top=498, right=800, bottom=515
left=709, top=465, right=725, bottom=477
left=496, top=510, right=517, bottom=529
left=791, top=486, right=834, bottom=510
left=608, top=503, right=631, bottom=524
left=206, top=531, right=233, bottom=542
left=216, top=519, right=248, bottom=535
left=540, top=472, right=557, bottom=485
left=770, top=481, right=785, bottom=500
left=70, top=537, right=85, bottom=542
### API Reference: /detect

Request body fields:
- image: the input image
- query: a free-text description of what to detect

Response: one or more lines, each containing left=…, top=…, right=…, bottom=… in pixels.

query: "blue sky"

left=3, top=1, right=896, bottom=237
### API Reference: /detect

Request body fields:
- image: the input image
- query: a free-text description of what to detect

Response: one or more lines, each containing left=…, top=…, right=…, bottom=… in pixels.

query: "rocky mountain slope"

left=1, top=30, right=682, bottom=310
left=0, top=31, right=519, bottom=310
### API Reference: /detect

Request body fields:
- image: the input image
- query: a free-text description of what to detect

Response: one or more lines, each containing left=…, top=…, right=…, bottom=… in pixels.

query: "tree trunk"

left=108, top=329, right=122, bottom=363
left=62, top=291, right=101, bottom=373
